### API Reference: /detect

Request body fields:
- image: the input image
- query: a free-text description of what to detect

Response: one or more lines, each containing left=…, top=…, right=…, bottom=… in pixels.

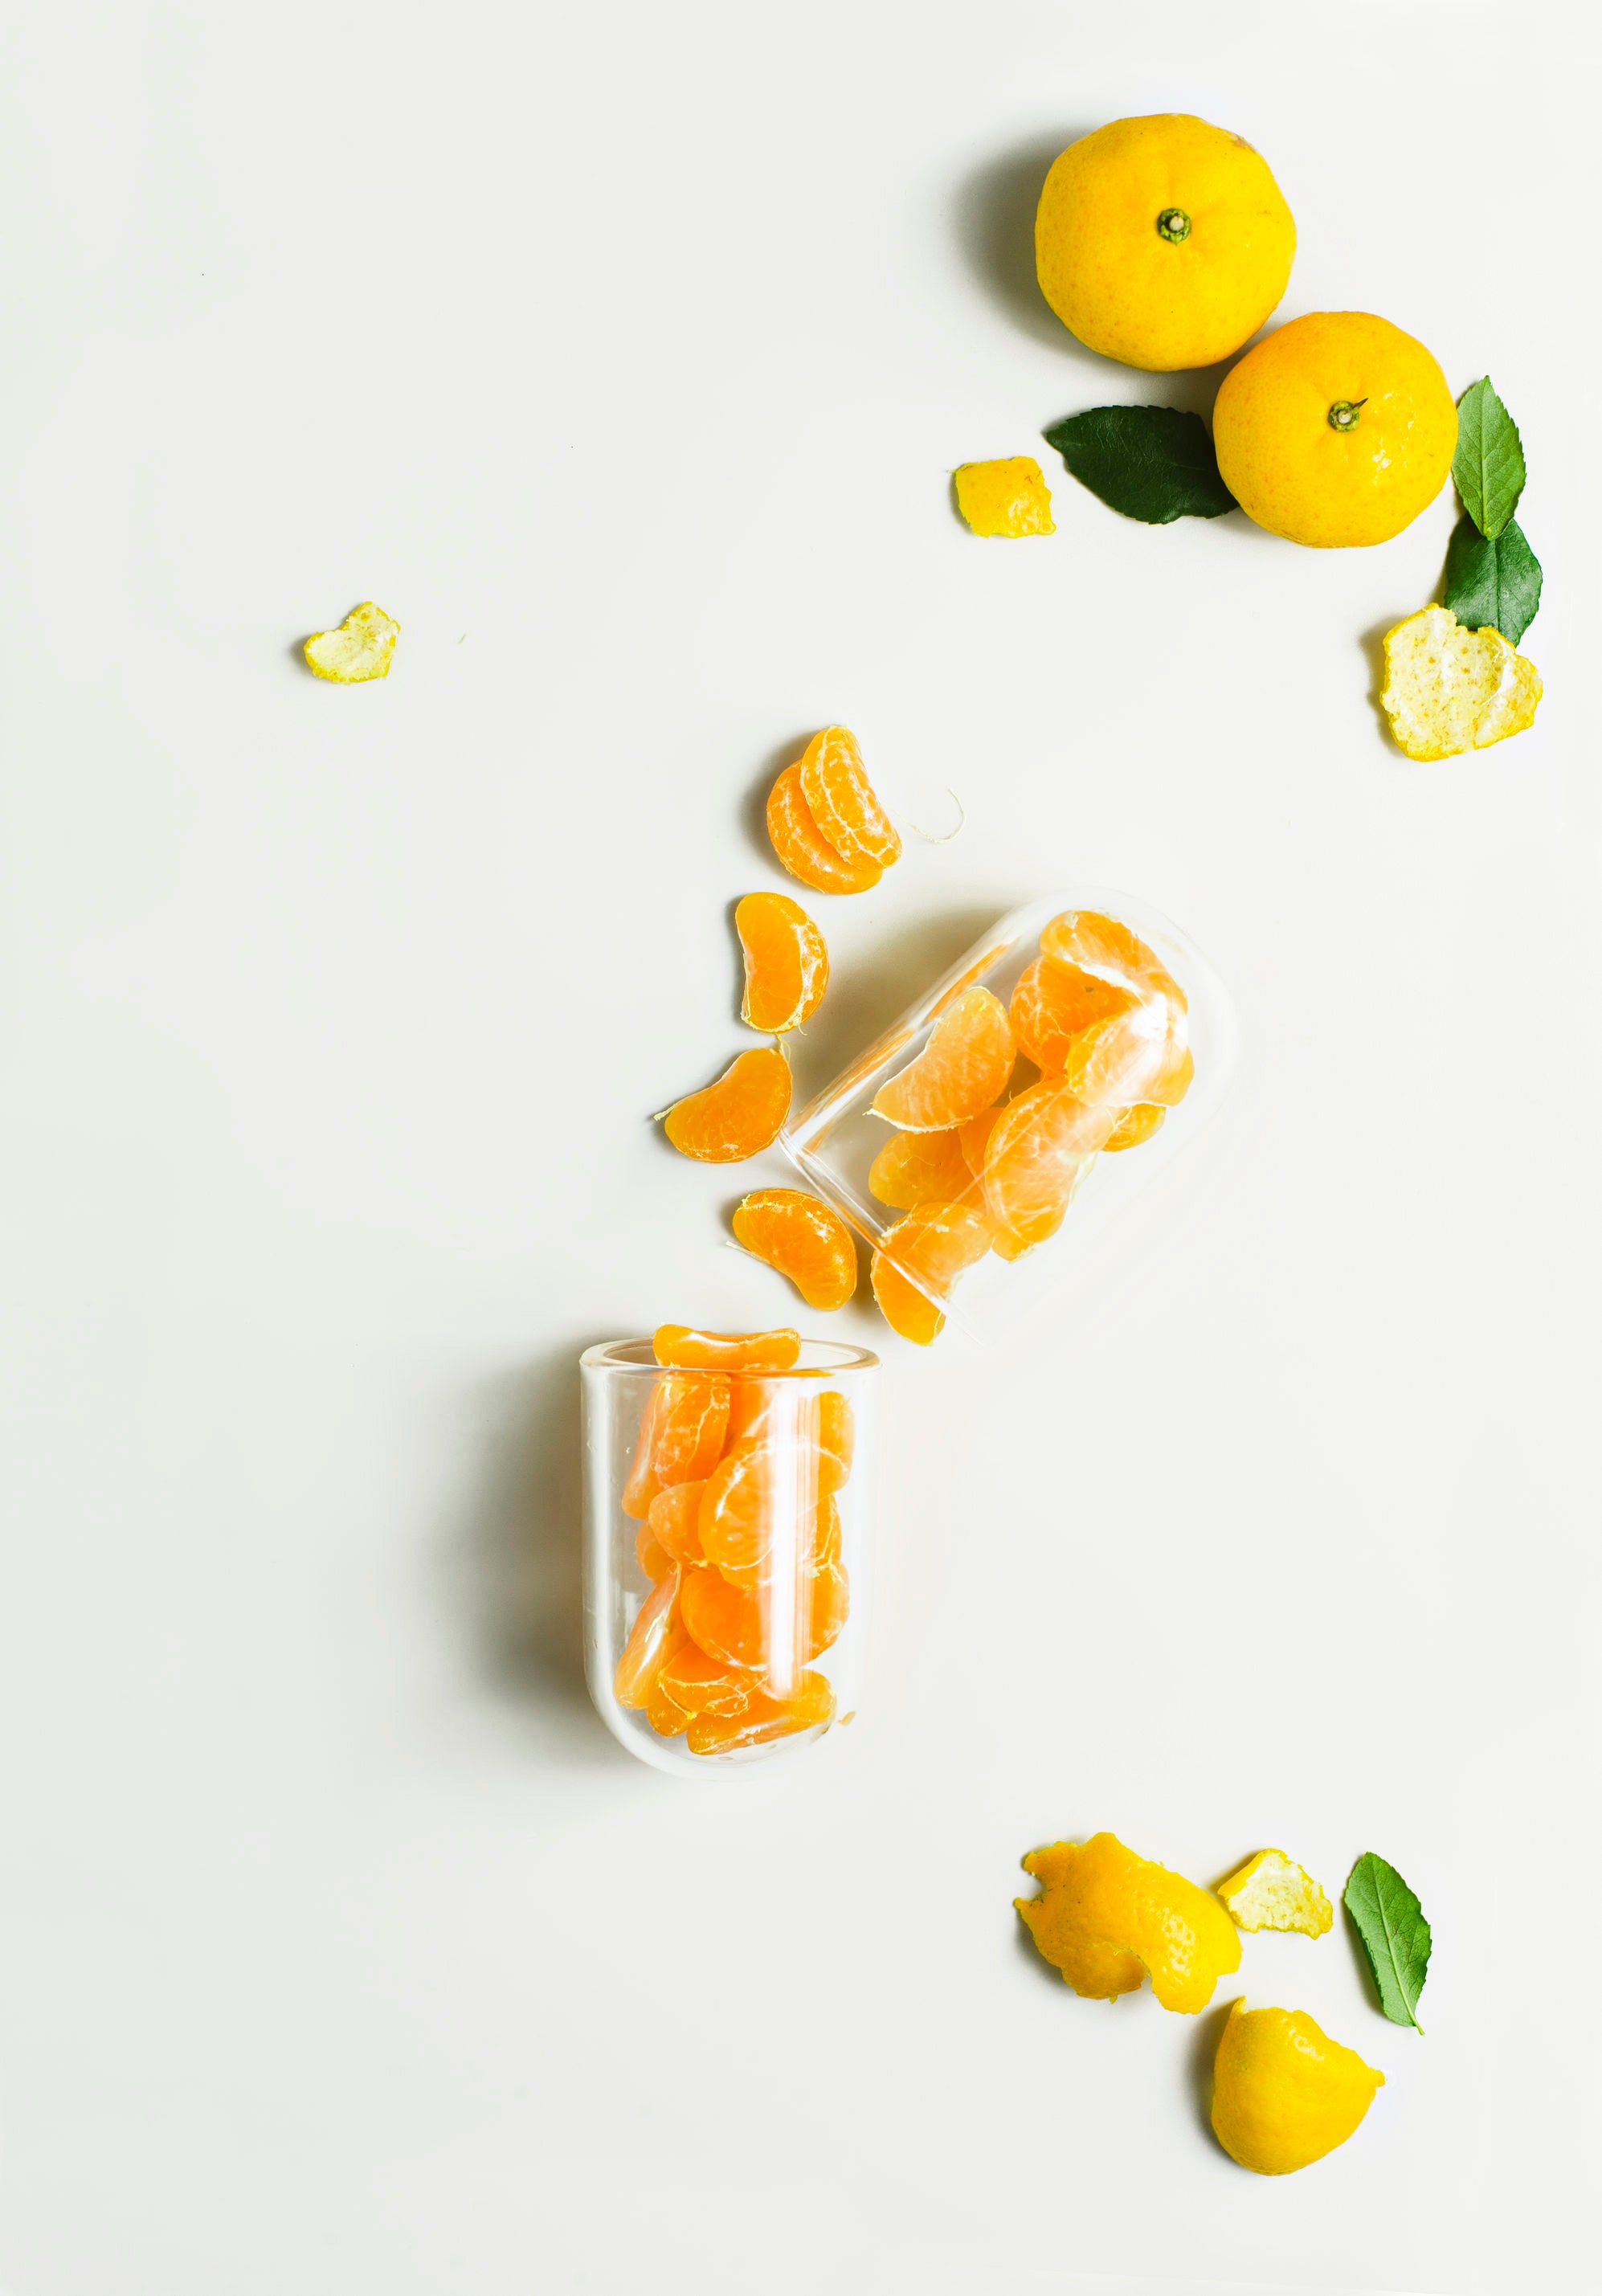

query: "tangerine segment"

left=766, top=765, right=882, bottom=896
left=656, top=1644, right=755, bottom=1726
left=635, top=1523, right=674, bottom=1583
left=735, top=893, right=829, bottom=1035
left=1103, top=1102, right=1166, bottom=1151
left=983, top=1081, right=1112, bottom=1260
left=871, top=987, right=1015, bottom=1132
left=868, top=1127, right=972, bottom=1210
left=1057, top=1001, right=1180, bottom=1108
left=698, top=1440, right=836, bottom=1580
left=647, top=1479, right=709, bottom=1570
left=1016, top=1832, right=1242, bottom=2014
left=957, top=1103, right=1007, bottom=1178
left=1010, top=956, right=1139, bottom=1073
left=663, top=1046, right=791, bottom=1162
left=614, top=1574, right=685, bottom=1710
left=796, top=726, right=902, bottom=871
left=723, top=1385, right=854, bottom=1489
left=870, top=1199, right=990, bottom=1344
left=654, top=1325, right=801, bottom=1371
left=687, top=1668, right=836, bottom=1755
left=621, top=1385, right=665, bottom=1518
left=1039, top=909, right=1187, bottom=1015
left=731, top=1189, right=857, bottom=1311
left=652, top=1373, right=731, bottom=1485
left=680, top=1554, right=848, bottom=1675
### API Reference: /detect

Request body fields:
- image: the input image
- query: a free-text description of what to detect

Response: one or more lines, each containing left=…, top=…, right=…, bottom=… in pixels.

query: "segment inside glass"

left=582, top=1341, right=877, bottom=1773
left=781, top=890, right=1234, bottom=1343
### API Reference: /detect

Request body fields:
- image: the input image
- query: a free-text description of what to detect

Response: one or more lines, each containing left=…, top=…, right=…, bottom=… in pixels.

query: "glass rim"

left=580, top=1338, right=879, bottom=1377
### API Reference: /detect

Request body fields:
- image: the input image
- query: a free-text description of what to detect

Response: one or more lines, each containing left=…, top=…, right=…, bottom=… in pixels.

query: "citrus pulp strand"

left=795, top=726, right=902, bottom=870
left=870, top=987, right=1015, bottom=1131
left=766, top=764, right=882, bottom=895
left=653, top=1325, right=801, bottom=1371
left=735, top=891, right=829, bottom=1035
left=663, top=1046, right=791, bottom=1162
left=731, top=1188, right=857, bottom=1310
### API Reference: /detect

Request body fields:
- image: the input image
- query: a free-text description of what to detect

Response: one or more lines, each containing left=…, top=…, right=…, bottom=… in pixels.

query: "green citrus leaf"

left=1042, top=406, right=1237, bottom=525
left=1442, top=513, right=1543, bottom=645
left=1453, top=378, right=1526, bottom=541
left=1343, top=1852, right=1430, bottom=2032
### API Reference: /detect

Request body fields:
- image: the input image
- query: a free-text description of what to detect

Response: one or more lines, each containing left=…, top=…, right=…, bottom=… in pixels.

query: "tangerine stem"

left=1327, top=398, right=1368, bottom=432
left=1155, top=206, right=1191, bottom=243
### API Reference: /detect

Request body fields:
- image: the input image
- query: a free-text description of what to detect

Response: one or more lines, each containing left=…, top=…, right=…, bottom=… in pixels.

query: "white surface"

left=1, top=5, right=1597, bottom=2293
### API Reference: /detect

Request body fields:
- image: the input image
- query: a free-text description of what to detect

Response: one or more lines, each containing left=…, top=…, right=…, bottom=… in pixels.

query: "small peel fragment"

left=1379, top=603, right=1540, bottom=761
left=954, top=456, right=1055, bottom=538
left=1215, top=1849, right=1333, bottom=1937
left=302, top=600, right=400, bottom=683
left=1016, top=1831, right=1240, bottom=2014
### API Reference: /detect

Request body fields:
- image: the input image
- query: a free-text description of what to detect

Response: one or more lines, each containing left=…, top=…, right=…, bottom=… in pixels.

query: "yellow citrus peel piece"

left=954, top=457, right=1056, bottom=537
left=302, top=600, right=399, bottom=683
left=1210, top=2001, right=1384, bottom=2175
left=1016, top=1830, right=1241, bottom=2013
left=1380, top=604, right=1541, bottom=761
left=1215, top=1849, right=1333, bottom=1937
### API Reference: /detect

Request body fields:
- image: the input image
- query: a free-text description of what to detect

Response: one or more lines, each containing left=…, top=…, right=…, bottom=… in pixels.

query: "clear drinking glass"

left=780, top=888, right=1234, bottom=1344
left=582, top=1340, right=880, bottom=1774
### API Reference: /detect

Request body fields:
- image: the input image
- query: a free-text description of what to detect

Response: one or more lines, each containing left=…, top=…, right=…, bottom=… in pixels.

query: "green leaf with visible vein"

left=1343, top=1853, right=1431, bottom=2032
left=1453, top=378, right=1526, bottom=540
left=1443, top=513, right=1543, bottom=645
left=1042, top=406, right=1237, bottom=525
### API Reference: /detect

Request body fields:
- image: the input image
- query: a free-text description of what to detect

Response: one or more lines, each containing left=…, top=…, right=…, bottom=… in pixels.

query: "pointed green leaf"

left=1042, top=406, right=1237, bottom=525
left=1453, top=378, right=1526, bottom=540
left=1343, top=1852, right=1431, bottom=2032
left=1443, top=513, right=1543, bottom=645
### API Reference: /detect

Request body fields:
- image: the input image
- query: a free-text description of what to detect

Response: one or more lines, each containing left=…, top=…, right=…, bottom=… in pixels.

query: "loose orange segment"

left=766, top=764, right=882, bottom=895
left=614, top=1573, right=686, bottom=1709
left=868, top=1126, right=973, bottom=1210
left=735, top=892, right=829, bottom=1035
left=621, top=1372, right=730, bottom=1516
left=653, top=1325, right=802, bottom=1371
left=1039, top=910, right=1187, bottom=1014
left=1104, top=1102, right=1167, bottom=1151
left=870, top=987, right=1015, bottom=1132
left=983, top=1081, right=1113, bottom=1260
left=1010, top=957, right=1139, bottom=1073
left=870, top=1199, right=991, bottom=1344
left=647, top=1478, right=710, bottom=1569
left=731, top=1188, right=857, bottom=1310
left=663, top=1046, right=791, bottom=1162
left=680, top=1553, right=848, bottom=1675
left=796, top=726, right=902, bottom=872
left=685, top=1667, right=835, bottom=1755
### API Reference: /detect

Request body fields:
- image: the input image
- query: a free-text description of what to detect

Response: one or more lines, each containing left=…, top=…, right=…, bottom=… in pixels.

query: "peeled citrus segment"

left=731, top=1189, right=857, bottom=1310
left=663, top=1046, right=791, bottom=1162
left=1103, top=1101, right=1166, bottom=1151
left=1016, top=1832, right=1242, bottom=2014
left=1039, top=911, right=1187, bottom=1014
left=766, top=764, right=882, bottom=895
left=686, top=1667, right=836, bottom=1755
left=956, top=1103, right=1006, bottom=1177
left=646, top=1479, right=709, bottom=1570
left=645, top=1667, right=694, bottom=1738
left=724, top=1385, right=854, bottom=1489
left=871, top=987, right=1015, bottom=1131
left=654, top=1325, right=801, bottom=1371
left=680, top=1550, right=848, bottom=1675
left=302, top=600, right=399, bottom=683
left=1211, top=2001, right=1384, bottom=2175
left=1010, top=956, right=1138, bottom=1073
left=654, top=1374, right=731, bottom=1483
left=1380, top=603, right=1543, bottom=761
left=614, top=1574, right=685, bottom=1710
left=796, top=725, right=902, bottom=871
left=656, top=1644, right=755, bottom=1726
left=870, top=1199, right=990, bottom=1344
left=954, top=456, right=1056, bottom=538
left=1215, top=1849, right=1334, bottom=1937
left=697, top=1440, right=836, bottom=1581
left=982, top=1081, right=1112, bottom=1260
left=635, top=1523, right=674, bottom=1583
left=735, top=892, right=829, bottom=1034
left=868, top=1126, right=973, bottom=1210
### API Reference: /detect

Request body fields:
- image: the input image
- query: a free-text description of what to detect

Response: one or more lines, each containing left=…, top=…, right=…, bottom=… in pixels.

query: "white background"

left=1, top=3, right=1597, bottom=2292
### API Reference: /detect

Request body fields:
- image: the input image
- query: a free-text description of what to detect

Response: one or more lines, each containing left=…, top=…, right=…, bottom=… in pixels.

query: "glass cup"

left=582, top=1339, right=880, bottom=1774
left=780, top=888, right=1234, bottom=1344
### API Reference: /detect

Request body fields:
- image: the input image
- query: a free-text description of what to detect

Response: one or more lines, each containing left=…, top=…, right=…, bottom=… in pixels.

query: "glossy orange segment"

left=795, top=726, right=902, bottom=871
left=635, top=1522, right=674, bottom=1583
left=870, top=1199, right=990, bottom=1344
left=680, top=1553, right=848, bottom=1674
left=983, top=1081, right=1113, bottom=1260
left=655, top=1644, right=755, bottom=1725
left=956, top=1103, right=1007, bottom=1177
left=663, top=1045, right=791, bottom=1162
left=614, top=1573, right=686, bottom=1709
left=653, top=1325, right=802, bottom=1371
left=622, top=1372, right=730, bottom=1516
left=1010, top=956, right=1139, bottom=1073
left=697, top=1440, right=836, bottom=1581
left=1104, top=1101, right=1167, bottom=1151
left=1039, top=910, right=1187, bottom=1014
left=867, top=1126, right=973, bottom=1210
left=686, top=1668, right=836, bottom=1755
left=766, top=764, right=882, bottom=895
left=731, top=1189, right=858, bottom=1310
left=723, top=1385, right=854, bottom=1489
left=870, top=987, right=1015, bottom=1131
left=647, top=1478, right=709, bottom=1569
left=735, top=892, right=828, bottom=1035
